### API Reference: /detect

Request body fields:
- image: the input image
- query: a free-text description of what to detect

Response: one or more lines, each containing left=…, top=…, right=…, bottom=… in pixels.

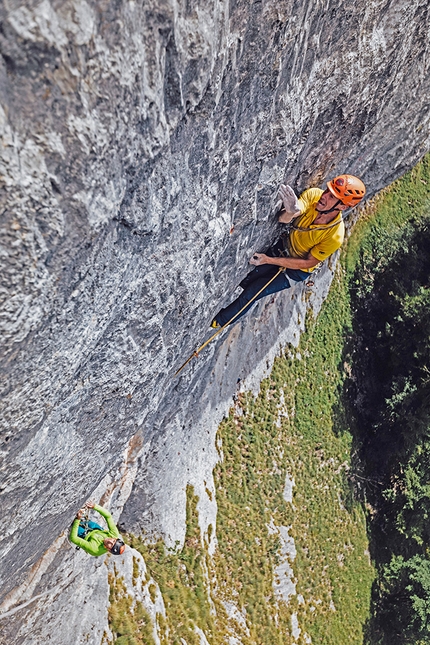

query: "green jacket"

left=69, top=504, right=120, bottom=556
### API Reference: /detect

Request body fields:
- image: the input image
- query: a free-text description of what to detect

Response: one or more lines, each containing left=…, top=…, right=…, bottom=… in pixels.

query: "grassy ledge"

left=128, top=486, right=215, bottom=645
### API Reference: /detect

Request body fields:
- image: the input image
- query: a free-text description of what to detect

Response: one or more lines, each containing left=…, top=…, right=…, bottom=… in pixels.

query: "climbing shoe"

left=210, top=319, right=220, bottom=329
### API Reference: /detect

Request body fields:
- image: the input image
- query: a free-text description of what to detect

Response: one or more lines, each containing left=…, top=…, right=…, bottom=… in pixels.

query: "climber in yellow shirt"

left=211, top=175, right=366, bottom=327
left=284, top=186, right=345, bottom=270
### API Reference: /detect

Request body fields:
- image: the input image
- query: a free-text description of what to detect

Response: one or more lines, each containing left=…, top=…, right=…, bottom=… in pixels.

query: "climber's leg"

left=214, top=270, right=290, bottom=327
left=213, top=265, right=309, bottom=327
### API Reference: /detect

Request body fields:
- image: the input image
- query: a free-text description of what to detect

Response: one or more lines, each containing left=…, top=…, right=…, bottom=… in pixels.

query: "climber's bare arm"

left=278, top=208, right=298, bottom=224
left=250, top=252, right=319, bottom=271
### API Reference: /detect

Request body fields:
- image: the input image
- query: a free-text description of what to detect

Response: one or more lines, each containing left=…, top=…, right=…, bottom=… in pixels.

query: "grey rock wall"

left=0, top=0, right=429, bottom=639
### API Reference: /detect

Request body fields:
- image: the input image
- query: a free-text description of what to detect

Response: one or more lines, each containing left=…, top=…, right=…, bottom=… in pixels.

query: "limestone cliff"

left=0, top=0, right=429, bottom=641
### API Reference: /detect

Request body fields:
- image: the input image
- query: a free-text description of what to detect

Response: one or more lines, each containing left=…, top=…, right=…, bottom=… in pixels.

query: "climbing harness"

left=174, top=266, right=286, bottom=377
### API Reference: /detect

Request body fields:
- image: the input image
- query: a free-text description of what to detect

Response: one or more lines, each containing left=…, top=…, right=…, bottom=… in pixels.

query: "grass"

left=344, top=156, right=430, bottom=284
left=128, top=486, right=215, bottom=645
left=104, top=569, right=157, bottom=645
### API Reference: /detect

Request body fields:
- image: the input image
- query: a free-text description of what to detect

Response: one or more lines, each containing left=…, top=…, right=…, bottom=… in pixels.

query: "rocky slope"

left=0, top=0, right=429, bottom=641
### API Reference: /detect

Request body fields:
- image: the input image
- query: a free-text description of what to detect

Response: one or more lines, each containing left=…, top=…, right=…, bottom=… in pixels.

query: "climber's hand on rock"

left=278, top=184, right=300, bottom=215
left=86, top=500, right=95, bottom=509
left=250, top=253, right=269, bottom=266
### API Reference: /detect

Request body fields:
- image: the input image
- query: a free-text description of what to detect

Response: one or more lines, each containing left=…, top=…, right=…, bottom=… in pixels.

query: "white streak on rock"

left=291, top=612, right=301, bottom=640
left=283, top=472, right=295, bottom=504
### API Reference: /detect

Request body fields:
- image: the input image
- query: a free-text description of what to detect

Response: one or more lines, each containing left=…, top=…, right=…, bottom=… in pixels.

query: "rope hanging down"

left=174, top=266, right=285, bottom=377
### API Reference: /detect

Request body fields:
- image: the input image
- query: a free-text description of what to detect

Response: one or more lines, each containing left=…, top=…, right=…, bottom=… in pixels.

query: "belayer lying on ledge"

left=69, top=501, right=126, bottom=556
left=211, top=175, right=366, bottom=328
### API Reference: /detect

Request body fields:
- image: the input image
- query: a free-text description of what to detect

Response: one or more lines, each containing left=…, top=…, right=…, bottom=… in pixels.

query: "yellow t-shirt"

left=286, top=187, right=345, bottom=273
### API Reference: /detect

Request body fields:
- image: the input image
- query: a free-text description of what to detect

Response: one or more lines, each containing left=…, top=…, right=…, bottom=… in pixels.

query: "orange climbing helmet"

left=327, top=174, right=366, bottom=207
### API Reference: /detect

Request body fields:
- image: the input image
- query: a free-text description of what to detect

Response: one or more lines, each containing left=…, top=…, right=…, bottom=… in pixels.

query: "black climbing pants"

left=214, top=237, right=309, bottom=327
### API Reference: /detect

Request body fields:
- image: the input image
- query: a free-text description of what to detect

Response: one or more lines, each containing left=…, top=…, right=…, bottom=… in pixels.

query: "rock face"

left=0, top=0, right=429, bottom=639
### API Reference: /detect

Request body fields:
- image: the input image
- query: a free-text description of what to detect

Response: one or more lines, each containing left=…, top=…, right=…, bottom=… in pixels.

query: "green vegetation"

left=128, top=486, right=215, bottom=645
left=105, top=571, right=156, bottom=645
left=343, top=154, right=430, bottom=645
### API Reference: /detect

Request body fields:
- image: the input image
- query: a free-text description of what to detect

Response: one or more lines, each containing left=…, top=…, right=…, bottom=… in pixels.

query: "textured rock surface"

left=1, top=0, right=430, bottom=639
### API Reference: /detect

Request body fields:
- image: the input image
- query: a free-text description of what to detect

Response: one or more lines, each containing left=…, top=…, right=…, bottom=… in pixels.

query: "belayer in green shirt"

left=69, top=501, right=126, bottom=556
